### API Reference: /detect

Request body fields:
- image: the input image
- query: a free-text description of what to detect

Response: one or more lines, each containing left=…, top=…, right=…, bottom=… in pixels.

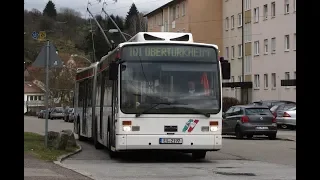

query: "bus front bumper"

left=115, top=134, right=222, bottom=152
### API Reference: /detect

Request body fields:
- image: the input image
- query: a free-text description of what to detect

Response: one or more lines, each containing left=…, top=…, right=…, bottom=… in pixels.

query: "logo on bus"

left=182, top=119, right=199, bottom=133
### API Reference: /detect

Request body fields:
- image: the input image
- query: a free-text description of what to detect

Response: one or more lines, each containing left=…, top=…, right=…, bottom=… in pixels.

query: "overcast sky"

left=24, top=0, right=172, bottom=18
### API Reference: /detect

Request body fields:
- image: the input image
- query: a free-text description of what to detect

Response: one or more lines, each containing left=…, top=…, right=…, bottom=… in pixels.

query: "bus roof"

left=97, top=32, right=219, bottom=69
left=127, top=32, right=194, bottom=43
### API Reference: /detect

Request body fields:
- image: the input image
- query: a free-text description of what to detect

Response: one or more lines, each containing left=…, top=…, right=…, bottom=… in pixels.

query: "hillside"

left=24, top=8, right=89, bottom=65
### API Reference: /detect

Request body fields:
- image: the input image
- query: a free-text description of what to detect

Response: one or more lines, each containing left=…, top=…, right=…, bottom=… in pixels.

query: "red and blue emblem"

left=182, top=119, right=199, bottom=132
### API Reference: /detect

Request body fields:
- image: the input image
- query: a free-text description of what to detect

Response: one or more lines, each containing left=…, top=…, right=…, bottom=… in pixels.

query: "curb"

left=277, top=137, right=296, bottom=142
left=53, top=143, right=94, bottom=179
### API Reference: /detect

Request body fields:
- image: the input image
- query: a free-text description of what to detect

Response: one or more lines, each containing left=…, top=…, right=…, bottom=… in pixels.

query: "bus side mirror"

left=221, top=59, right=231, bottom=80
left=109, top=62, right=118, bottom=80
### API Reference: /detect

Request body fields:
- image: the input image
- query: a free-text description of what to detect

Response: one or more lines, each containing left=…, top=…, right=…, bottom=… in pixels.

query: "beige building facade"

left=144, top=0, right=224, bottom=55
left=223, top=0, right=296, bottom=102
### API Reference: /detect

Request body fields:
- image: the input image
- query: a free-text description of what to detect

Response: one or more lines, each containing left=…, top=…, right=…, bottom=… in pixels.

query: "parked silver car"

left=64, top=108, right=75, bottom=123
left=50, top=107, right=65, bottom=120
left=276, top=106, right=296, bottom=130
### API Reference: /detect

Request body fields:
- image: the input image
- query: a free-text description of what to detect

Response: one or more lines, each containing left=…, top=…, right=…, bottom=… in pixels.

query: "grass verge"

left=24, top=132, right=79, bottom=161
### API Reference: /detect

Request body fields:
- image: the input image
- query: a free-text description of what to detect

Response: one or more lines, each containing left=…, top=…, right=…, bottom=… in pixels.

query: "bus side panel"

left=73, top=82, right=79, bottom=133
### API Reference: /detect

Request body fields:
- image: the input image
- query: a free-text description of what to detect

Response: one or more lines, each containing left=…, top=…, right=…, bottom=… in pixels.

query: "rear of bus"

left=116, top=43, right=223, bottom=156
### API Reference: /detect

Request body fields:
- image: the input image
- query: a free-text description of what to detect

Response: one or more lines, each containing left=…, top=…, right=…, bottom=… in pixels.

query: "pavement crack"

left=217, top=152, right=251, bottom=161
left=213, top=171, right=256, bottom=176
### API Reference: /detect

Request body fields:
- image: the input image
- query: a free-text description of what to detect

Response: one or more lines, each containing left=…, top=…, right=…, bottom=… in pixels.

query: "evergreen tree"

left=115, top=16, right=124, bottom=30
left=107, top=14, right=124, bottom=31
left=43, top=0, right=57, bottom=19
left=124, top=3, right=139, bottom=30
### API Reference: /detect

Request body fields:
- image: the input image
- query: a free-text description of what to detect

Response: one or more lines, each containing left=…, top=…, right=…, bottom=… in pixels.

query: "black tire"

left=192, top=151, right=206, bottom=160
left=289, top=125, right=296, bottom=130
left=247, top=134, right=253, bottom=139
left=268, top=133, right=277, bottom=140
left=94, top=117, right=103, bottom=149
left=78, top=121, right=85, bottom=141
left=235, top=126, right=244, bottom=139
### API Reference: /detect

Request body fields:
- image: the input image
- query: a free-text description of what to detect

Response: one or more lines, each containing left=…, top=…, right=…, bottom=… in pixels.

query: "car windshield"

left=283, top=104, right=295, bottom=110
left=55, top=108, right=64, bottom=113
left=245, top=108, right=272, bottom=115
left=270, top=105, right=278, bottom=112
left=288, top=106, right=296, bottom=111
left=120, top=44, right=220, bottom=114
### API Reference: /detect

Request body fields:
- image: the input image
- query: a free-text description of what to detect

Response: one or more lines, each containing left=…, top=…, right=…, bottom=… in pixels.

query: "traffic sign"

left=32, top=42, right=63, bottom=68
left=39, top=31, right=46, bottom=41
left=31, top=31, right=39, bottom=39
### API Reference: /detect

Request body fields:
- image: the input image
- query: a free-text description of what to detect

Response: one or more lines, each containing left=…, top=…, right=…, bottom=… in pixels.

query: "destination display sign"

left=121, top=44, right=217, bottom=62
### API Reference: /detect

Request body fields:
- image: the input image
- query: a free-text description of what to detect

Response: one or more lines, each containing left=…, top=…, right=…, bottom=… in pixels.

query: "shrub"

left=222, top=97, right=240, bottom=112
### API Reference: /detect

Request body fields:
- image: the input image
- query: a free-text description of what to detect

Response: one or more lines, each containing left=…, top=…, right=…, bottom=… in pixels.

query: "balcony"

left=25, top=100, right=45, bottom=107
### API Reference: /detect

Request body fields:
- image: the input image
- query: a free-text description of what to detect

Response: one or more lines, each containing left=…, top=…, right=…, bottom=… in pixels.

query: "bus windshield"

left=120, top=44, right=221, bottom=114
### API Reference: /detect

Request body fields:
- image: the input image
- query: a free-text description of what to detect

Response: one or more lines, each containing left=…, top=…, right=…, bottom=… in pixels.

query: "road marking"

left=24, top=168, right=63, bottom=177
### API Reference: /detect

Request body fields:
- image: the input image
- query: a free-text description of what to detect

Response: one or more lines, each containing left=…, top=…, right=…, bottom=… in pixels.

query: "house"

left=24, top=81, right=45, bottom=113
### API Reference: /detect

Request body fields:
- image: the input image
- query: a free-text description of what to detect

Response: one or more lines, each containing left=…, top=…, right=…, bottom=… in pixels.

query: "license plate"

left=159, top=138, right=183, bottom=144
left=256, top=127, right=268, bottom=130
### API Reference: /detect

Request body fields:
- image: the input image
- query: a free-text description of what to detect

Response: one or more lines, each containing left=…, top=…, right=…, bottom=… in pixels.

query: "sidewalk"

left=24, top=153, right=92, bottom=180
left=277, top=130, right=296, bottom=141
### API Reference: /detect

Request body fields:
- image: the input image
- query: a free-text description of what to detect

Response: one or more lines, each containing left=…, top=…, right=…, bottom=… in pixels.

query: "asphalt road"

left=24, top=116, right=74, bottom=135
left=25, top=116, right=296, bottom=180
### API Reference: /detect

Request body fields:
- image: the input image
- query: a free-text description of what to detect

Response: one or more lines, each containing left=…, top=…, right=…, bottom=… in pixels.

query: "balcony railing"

left=25, top=100, right=45, bottom=107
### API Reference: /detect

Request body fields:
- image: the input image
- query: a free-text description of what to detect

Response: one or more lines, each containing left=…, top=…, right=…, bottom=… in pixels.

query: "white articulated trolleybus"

left=74, top=32, right=230, bottom=159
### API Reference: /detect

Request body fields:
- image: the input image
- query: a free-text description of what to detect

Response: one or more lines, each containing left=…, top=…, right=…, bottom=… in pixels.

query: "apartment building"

left=144, top=0, right=224, bottom=54
left=222, top=0, right=245, bottom=101
left=223, top=0, right=296, bottom=102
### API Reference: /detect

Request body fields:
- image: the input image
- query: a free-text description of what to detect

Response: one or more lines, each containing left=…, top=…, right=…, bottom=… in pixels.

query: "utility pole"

left=241, top=0, right=245, bottom=103
left=87, top=7, right=112, bottom=49
left=44, top=40, right=50, bottom=147
left=102, top=8, right=127, bottom=42
left=32, top=34, right=63, bottom=148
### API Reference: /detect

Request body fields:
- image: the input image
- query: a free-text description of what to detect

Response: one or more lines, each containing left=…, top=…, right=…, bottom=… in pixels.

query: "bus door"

left=82, top=79, right=88, bottom=134
left=110, top=79, right=118, bottom=147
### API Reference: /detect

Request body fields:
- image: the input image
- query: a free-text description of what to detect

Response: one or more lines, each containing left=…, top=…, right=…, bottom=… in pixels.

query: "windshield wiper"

left=135, top=102, right=175, bottom=117
left=171, top=106, right=211, bottom=118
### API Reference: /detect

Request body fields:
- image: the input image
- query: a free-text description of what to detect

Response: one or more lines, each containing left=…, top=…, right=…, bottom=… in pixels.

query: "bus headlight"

left=122, top=121, right=132, bottom=132
left=123, top=125, right=132, bottom=132
left=210, top=121, right=219, bottom=132
left=210, top=126, right=218, bottom=132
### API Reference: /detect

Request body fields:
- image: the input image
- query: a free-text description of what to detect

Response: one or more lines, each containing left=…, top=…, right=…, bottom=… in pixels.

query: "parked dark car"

left=250, top=100, right=296, bottom=109
left=222, top=105, right=277, bottom=140
left=37, top=110, right=45, bottom=118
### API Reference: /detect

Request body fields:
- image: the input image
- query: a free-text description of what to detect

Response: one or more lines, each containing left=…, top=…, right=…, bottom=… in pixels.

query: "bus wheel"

left=192, top=151, right=206, bottom=160
left=77, top=121, right=85, bottom=141
left=94, top=117, right=103, bottom=149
